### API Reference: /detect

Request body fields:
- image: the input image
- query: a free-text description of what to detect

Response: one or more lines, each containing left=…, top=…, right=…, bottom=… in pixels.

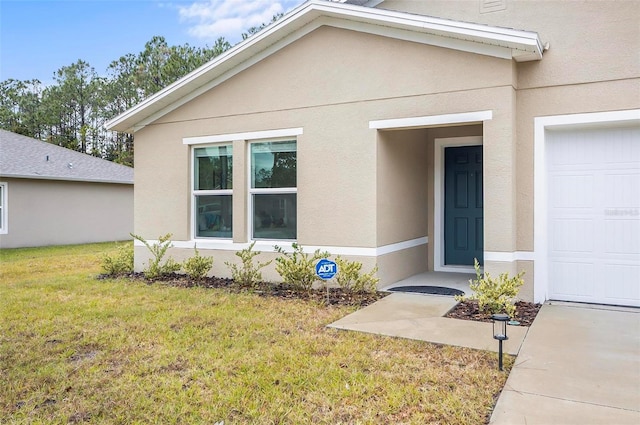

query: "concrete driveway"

left=490, top=302, right=640, bottom=424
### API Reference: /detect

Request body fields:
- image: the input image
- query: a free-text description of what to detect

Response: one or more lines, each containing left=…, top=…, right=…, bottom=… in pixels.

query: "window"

left=250, top=141, right=297, bottom=240
left=0, top=182, right=6, bottom=234
left=193, top=146, right=232, bottom=238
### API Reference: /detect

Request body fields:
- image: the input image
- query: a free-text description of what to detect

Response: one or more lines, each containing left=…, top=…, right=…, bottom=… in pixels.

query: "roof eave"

left=0, top=174, right=134, bottom=185
left=106, top=0, right=543, bottom=133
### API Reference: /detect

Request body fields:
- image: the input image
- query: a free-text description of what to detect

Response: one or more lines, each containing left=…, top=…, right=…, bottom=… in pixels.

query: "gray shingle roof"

left=0, top=130, right=133, bottom=184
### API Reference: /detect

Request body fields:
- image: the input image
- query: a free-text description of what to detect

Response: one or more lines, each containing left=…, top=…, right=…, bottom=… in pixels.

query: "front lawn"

left=0, top=242, right=511, bottom=424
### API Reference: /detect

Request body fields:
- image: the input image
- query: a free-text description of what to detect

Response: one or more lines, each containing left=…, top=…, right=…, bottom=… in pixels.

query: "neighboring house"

left=107, top=0, right=639, bottom=307
left=0, top=130, right=134, bottom=248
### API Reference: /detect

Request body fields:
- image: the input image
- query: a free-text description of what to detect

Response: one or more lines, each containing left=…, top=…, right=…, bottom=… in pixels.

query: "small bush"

left=101, top=242, right=134, bottom=276
left=274, top=243, right=329, bottom=293
left=183, top=246, right=213, bottom=281
left=225, top=241, right=272, bottom=289
left=131, top=233, right=181, bottom=280
left=456, top=258, right=524, bottom=317
left=334, top=257, right=379, bottom=293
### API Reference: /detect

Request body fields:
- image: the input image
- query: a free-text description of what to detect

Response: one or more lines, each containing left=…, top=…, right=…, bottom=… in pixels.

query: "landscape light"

left=492, top=313, right=509, bottom=371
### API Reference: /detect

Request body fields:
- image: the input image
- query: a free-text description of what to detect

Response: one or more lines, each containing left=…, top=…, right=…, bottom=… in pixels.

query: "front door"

left=444, top=145, right=483, bottom=265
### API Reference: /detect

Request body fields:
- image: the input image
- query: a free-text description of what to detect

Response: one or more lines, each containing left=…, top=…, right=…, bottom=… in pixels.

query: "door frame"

left=434, top=136, right=483, bottom=272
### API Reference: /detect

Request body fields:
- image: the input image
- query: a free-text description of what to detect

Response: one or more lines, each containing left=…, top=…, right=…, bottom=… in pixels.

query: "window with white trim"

left=250, top=140, right=297, bottom=240
left=193, top=145, right=232, bottom=238
left=0, top=182, right=7, bottom=234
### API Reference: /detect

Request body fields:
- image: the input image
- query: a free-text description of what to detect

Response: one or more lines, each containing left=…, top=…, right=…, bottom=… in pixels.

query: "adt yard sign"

left=315, top=259, right=338, bottom=280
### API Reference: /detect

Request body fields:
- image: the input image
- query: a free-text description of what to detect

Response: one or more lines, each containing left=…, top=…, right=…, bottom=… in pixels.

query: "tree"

left=0, top=79, right=45, bottom=138
left=132, top=36, right=231, bottom=98
left=241, top=13, right=284, bottom=40
left=44, top=60, right=103, bottom=153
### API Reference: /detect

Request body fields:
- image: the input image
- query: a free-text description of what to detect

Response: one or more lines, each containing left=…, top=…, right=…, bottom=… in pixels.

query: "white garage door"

left=547, top=125, right=640, bottom=307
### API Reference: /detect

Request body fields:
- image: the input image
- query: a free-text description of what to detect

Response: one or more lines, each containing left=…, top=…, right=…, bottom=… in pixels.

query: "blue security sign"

left=315, top=259, right=338, bottom=280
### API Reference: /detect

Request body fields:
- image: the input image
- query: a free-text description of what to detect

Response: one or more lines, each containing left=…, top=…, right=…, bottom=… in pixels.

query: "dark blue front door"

left=444, top=146, right=483, bottom=265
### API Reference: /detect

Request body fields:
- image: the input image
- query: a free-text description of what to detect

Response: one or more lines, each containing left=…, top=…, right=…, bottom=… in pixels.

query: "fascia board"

left=107, top=0, right=542, bottom=133
left=0, top=174, right=133, bottom=185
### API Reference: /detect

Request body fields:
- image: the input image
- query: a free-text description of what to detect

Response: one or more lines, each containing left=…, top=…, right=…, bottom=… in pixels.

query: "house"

left=0, top=130, right=134, bottom=248
left=107, top=0, right=640, bottom=307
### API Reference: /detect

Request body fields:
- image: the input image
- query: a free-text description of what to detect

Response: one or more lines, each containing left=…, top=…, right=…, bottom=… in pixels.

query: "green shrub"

left=456, top=258, right=524, bottom=317
left=334, top=257, right=379, bottom=293
left=101, top=242, right=134, bottom=276
left=131, top=233, right=181, bottom=280
left=183, top=246, right=213, bottom=281
left=274, top=243, right=329, bottom=293
left=225, top=241, right=272, bottom=289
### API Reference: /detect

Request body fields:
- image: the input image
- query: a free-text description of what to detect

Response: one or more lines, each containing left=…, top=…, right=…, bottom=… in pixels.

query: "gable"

left=157, top=26, right=514, bottom=127
left=106, top=0, right=542, bottom=133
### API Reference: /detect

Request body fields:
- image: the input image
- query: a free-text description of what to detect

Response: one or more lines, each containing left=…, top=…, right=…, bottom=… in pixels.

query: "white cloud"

left=178, top=0, right=302, bottom=43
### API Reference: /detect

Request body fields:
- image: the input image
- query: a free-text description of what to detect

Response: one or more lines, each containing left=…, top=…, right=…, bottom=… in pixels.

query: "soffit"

left=107, top=0, right=543, bottom=133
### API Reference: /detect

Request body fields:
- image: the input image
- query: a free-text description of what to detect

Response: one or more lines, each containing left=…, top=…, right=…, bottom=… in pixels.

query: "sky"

left=0, top=0, right=304, bottom=84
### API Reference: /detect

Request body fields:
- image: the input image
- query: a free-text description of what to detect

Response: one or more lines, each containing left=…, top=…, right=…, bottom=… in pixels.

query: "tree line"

left=0, top=16, right=280, bottom=167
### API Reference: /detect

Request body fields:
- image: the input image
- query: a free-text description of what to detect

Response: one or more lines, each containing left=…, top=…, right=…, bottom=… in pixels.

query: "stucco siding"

left=0, top=178, right=133, bottom=248
left=136, top=26, right=515, bottom=250
left=376, top=128, right=430, bottom=247
left=378, top=0, right=640, bottom=89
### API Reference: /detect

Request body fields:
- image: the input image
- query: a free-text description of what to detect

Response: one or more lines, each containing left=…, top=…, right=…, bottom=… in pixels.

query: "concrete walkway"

left=490, top=302, right=640, bottom=424
left=329, top=292, right=529, bottom=355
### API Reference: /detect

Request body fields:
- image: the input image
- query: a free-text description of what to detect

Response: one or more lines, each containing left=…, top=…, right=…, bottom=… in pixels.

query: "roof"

left=107, top=0, right=543, bottom=133
left=0, top=130, right=134, bottom=184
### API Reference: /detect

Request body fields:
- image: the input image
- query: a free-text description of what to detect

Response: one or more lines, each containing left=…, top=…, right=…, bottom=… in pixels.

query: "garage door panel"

left=547, top=125, right=640, bottom=307
left=604, top=173, right=640, bottom=206
left=603, top=264, right=640, bottom=301
left=551, top=218, right=593, bottom=253
left=604, top=220, right=640, bottom=254
left=550, top=174, right=594, bottom=208
left=550, top=260, right=595, bottom=298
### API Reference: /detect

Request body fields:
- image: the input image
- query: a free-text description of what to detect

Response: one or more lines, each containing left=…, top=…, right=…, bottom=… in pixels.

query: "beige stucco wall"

left=131, top=4, right=639, bottom=299
left=134, top=26, right=514, bottom=252
left=0, top=178, right=133, bottom=248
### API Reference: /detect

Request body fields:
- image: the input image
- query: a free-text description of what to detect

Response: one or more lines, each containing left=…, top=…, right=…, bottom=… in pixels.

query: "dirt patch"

left=445, top=300, right=542, bottom=327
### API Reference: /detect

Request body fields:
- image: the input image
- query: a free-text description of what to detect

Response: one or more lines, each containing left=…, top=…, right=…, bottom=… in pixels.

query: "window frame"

left=0, top=182, right=7, bottom=235
left=248, top=138, right=297, bottom=242
left=191, top=144, right=233, bottom=240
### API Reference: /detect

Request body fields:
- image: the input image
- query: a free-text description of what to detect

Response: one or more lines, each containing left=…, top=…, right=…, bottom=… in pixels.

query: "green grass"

left=0, top=242, right=512, bottom=424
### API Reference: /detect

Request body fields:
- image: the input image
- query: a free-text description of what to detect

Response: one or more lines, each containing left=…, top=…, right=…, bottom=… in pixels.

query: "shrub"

left=101, top=242, right=134, bottom=276
left=334, top=257, right=379, bottom=293
left=225, top=241, right=272, bottom=289
left=183, top=246, right=213, bottom=282
left=131, top=233, right=181, bottom=280
left=456, top=258, right=524, bottom=318
left=274, top=243, right=329, bottom=293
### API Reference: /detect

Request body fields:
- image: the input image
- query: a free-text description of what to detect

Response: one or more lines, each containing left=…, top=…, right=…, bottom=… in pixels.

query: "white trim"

left=248, top=139, right=298, bottom=242
left=0, top=182, right=7, bottom=234
left=134, top=236, right=428, bottom=257
left=184, top=128, right=303, bottom=145
left=484, top=251, right=535, bottom=262
left=191, top=143, right=234, bottom=241
left=533, top=109, right=640, bottom=304
left=434, top=136, right=484, bottom=273
left=370, top=110, right=493, bottom=130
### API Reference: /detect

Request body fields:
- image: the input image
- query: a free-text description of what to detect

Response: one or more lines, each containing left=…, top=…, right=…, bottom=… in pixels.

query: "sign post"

left=315, top=258, right=338, bottom=304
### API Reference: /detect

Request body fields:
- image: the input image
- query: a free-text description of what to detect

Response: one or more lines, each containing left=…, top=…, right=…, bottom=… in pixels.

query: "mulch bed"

left=445, top=300, right=542, bottom=327
left=104, top=273, right=388, bottom=308
left=103, top=273, right=542, bottom=325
